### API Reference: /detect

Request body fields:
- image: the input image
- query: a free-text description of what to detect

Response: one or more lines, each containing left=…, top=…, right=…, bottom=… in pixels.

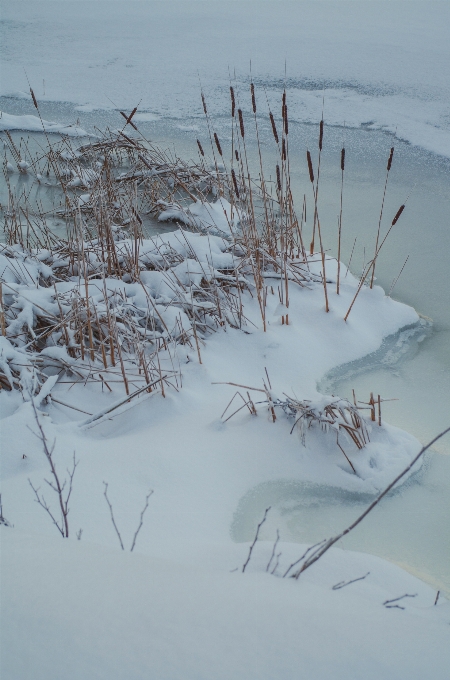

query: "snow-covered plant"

left=278, top=395, right=370, bottom=473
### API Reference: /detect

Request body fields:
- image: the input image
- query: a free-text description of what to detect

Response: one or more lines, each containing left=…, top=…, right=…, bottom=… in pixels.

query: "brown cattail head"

left=235, top=149, right=239, bottom=162
left=197, top=139, right=205, bottom=157
left=127, top=107, right=138, bottom=124
left=276, top=164, right=281, bottom=192
left=30, top=88, right=38, bottom=110
left=282, top=138, right=286, bottom=161
left=319, top=119, right=324, bottom=151
left=387, top=147, right=394, bottom=172
left=230, top=86, right=235, bottom=117
left=251, top=83, right=256, bottom=114
left=269, top=112, right=279, bottom=144
left=307, top=150, right=314, bottom=183
left=201, top=93, right=207, bottom=115
left=238, top=109, right=245, bottom=138
left=283, top=104, right=288, bottom=135
left=231, top=168, right=240, bottom=197
left=392, top=204, right=405, bottom=225
left=341, top=148, right=346, bottom=172
left=214, top=132, right=223, bottom=156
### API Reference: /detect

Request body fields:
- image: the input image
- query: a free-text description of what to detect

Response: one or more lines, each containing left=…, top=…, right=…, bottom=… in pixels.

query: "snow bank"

left=2, top=530, right=449, bottom=680
left=1, top=185, right=445, bottom=674
left=159, top=197, right=243, bottom=236
left=0, top=111, right=87, bottom=137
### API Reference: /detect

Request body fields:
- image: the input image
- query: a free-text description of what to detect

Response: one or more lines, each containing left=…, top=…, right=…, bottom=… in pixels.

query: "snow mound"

left=0, top=111, right=88, bottom=137
left=159, top=197, right=244, bottom=236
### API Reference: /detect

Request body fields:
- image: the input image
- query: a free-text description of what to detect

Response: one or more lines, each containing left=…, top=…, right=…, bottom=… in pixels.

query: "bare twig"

left=103, top=482, right=154, bottom=551
left=266, top=529, right=280, bottom=572
left=383, top=593, right=417, bottom=608
left=242, top=506, right=271, bottom=572
left=103, top=481, right=125, bottom=550
left=0, top=494, right=12, bottom=527
left=130, top=489, right=154, bottom=552
left=28, top=400, right=77, bottom=537
left=332, top=572, right=370, bottom=590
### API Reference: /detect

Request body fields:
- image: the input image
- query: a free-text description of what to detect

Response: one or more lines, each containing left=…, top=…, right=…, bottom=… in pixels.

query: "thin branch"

left=242, top=506, right=271, bottom=572
left=103, top=482, right=125, bottom=550
left=28, top=399, right=77, bottom=537
left=28, top=479, right=64, bottom=537
left=130, top=489, right=154, bottom=552
left=383, top=593, right=417, bottom=606
left=332, top=572, right=370, bottom=590
left=283, top=539, right=327, bottom=578
left=266, top=529, right=280, bottom=572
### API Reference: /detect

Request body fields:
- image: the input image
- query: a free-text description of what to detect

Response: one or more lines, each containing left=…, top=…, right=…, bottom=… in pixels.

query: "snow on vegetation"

left=1, top=92, right=448, bottom=678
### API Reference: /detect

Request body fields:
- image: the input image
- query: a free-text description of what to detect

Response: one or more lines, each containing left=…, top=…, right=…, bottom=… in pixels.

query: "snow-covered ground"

left=1, top=225, right=448, bottom=678
left=3, top=530, right=449, bottom=680
left=1, top=2, right=449, bottom=678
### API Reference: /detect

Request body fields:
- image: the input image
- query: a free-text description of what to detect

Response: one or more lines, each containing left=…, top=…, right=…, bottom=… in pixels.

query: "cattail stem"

left=370, top=147, right=394, bottom=288
left=337, top=147, right=345, bottom=294
left=344, top=203, right=406, bottom=321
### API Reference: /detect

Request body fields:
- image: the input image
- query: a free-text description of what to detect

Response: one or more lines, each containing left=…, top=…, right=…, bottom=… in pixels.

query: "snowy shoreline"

left=2, top=221, right=449, bottom=677
left=2, top=4, right=450, bottom=663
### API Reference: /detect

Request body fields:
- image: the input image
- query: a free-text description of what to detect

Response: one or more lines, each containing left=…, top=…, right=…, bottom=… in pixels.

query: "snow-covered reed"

left=1, top=86, right=405, bottom=459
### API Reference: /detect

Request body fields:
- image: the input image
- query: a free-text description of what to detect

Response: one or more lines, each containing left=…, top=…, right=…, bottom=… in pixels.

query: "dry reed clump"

left=279, top=395, right=369, bottom=473
left=1, top=83, right=406, bottom=434
left=218, top=380, right=377, bottom=474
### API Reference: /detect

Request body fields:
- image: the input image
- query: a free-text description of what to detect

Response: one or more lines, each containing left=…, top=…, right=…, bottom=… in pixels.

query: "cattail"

left=387, top=147, right=394, bottom=172
left=283, top=104, right=288, bottom=135
left=230, top=86, right=236, bottom=117
left=197, top=139, right=205, bottom=157
left=392, top=204, right=405, bottom=225
left=307, top=150, right=314, bottom=183
left=341, top=148, right=345, bottom=171
left=201, top=93, right=207, bottom=115
left=127, top=106, right=138, bottom=124
left=235, top=149, right=239, bottom=162
left=238, top=109, right=245, bottom=138
left=269, top=112, right=279, bottom=144
left=214, top=132, right=223, bottom=156
left=276, top=164, right=281, bottom=192
left=282, top=138, right=286, bottom=161
left=231, top=168, right=240, bottom=197
left=319, top=119, right=324, bottom=151
left=251, top=83, right=256, bottom=113
left=30, top=88, right=38, bottom=110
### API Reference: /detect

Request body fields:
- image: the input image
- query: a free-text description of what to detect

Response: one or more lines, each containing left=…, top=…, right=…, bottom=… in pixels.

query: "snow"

left=0, top=111, right=88, bottom=136
left=158, top=198, right=244, bottom=236
left=2, top=530, right=449, bottom=680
